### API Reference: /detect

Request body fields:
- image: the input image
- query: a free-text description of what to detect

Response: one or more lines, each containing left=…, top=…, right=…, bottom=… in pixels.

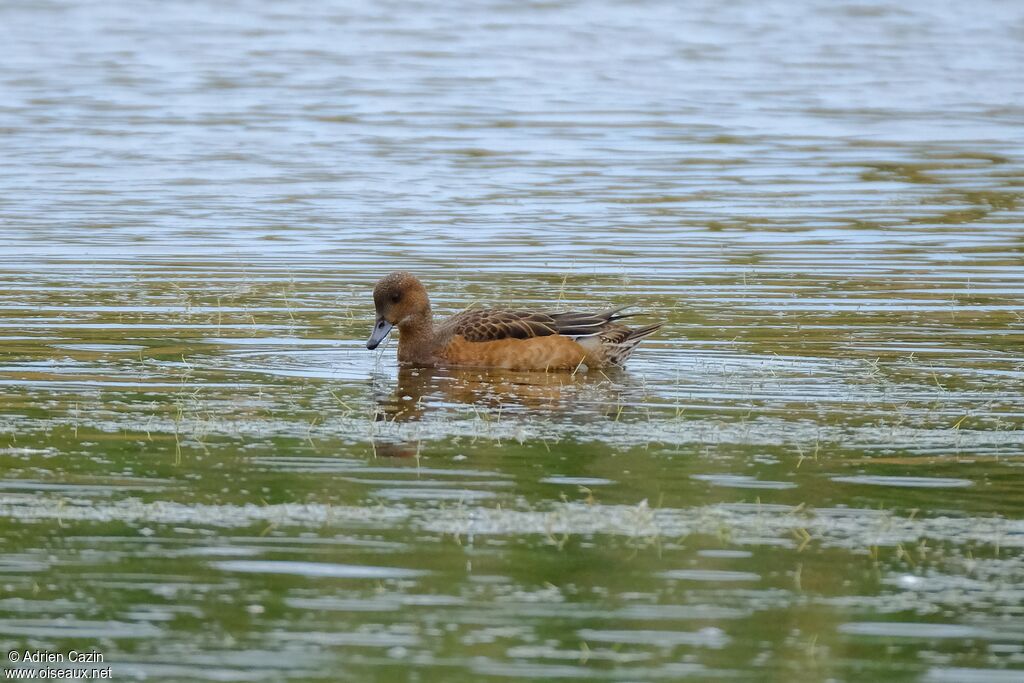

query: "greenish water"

left=2, top=0, right=1024, bottom=680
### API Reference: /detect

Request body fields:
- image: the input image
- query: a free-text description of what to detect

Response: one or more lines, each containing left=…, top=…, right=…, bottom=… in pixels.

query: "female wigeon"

left=366, top=272, right=662, bottom=371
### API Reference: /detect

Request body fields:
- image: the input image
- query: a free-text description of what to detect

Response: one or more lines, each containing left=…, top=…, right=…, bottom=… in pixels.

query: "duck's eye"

left=390, top=293, right=401, bottom=304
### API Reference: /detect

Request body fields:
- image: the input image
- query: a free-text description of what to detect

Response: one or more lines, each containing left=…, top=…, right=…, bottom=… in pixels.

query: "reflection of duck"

left=366, top=272, right=661, bottom=371
left=374, top=366, right=631, bottom=424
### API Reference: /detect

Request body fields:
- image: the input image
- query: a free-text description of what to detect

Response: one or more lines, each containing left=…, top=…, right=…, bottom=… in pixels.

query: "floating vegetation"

left=1, top=0, right=1023, bottom=679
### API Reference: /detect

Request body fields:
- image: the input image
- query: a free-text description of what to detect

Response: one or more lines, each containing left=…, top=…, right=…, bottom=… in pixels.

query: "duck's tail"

left=577, top=321, right=662, bottom=367
left=608, top=322, right=663, bottom=366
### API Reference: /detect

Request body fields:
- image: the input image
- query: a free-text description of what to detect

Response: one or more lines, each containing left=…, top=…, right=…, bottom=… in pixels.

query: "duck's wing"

left=444, top=306, right=637, bottom=342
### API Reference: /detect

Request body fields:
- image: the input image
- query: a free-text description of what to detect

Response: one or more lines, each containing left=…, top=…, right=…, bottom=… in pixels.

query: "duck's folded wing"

left=447, top=307, right=636, bottom=342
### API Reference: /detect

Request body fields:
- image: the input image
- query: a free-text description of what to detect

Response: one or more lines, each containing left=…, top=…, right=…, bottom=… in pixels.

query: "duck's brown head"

left=367, top=271, right=431, bottom=350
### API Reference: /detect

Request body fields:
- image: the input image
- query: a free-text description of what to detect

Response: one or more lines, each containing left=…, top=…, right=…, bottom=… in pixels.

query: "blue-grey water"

left=1, top=0, right=1023, bottom=680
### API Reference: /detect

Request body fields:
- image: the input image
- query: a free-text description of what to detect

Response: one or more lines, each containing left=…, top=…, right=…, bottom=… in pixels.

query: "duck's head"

left=367, top=271, right=431, bottom=350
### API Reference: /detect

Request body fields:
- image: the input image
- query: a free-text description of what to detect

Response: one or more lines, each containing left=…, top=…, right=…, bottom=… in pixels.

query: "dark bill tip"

left=366, top=319, right=394, bottom=350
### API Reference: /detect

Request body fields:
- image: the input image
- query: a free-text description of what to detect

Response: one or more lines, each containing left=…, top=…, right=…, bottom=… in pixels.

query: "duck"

left=365, top=272, right=662, bottom=371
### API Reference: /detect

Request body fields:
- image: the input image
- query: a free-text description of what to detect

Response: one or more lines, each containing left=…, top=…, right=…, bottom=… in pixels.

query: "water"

left=2, top=0, right=1024, bottom=680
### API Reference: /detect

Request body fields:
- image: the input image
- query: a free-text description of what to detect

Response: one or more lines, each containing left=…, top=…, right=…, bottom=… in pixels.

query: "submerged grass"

left=0, top=263, right=1022, bottom=680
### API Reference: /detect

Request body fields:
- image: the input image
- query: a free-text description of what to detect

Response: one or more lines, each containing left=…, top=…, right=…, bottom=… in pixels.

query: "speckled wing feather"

left=444, top=306, right=636, bottom=342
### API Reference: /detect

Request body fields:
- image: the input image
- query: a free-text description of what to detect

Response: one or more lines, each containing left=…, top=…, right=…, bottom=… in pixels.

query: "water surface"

left=1, top=0, right=1024, bottom=680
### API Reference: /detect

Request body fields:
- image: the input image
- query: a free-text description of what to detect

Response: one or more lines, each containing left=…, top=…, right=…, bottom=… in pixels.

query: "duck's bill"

left=366, top=319, right=394, bottom=350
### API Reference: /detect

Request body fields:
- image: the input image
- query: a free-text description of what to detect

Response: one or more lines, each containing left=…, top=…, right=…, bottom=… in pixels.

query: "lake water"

left=2, top=0, right=1024, bottom=680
